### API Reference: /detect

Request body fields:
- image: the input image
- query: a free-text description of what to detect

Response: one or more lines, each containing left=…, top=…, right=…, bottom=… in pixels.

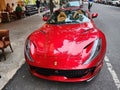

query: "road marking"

left=105, top=56, right=120, bottom=90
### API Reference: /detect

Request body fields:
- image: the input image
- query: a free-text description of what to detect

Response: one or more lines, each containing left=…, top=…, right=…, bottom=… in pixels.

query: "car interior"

left=57, top=11, right=67, bottom=22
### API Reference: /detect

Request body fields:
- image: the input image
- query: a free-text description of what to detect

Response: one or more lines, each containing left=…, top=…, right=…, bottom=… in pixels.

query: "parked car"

left=107, top=0, right=119, bottom=5
left=24, top=7, right=106, bottom=82
left=25, top=5, right=38, bottom=16
left=101, top=0, right=108, bottom=4
left=64, top=0, right=83, bottom=8
left=111, top=0, right=120, bottom=6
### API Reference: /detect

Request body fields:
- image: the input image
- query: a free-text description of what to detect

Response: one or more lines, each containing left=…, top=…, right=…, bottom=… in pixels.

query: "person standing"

left=88, top=0, right=93, bottom=12
left=44, top=0, right=47, bottom=6
left=49, top=0, right=54, bottom=14
left=59, top=0, right=62, bottom=8
left=11, top=3, right=16, bottom=13
left=44, top=0, right=47, bottom=10
left=82, top=0, right=84, bottom=5
left=36, top=0, right=40, bottom=14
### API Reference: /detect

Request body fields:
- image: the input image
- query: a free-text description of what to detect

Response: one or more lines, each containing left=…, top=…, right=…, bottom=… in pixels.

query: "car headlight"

left=25, top=39, right=34, bottom=62
left=84, top=38, right=102, bottom=64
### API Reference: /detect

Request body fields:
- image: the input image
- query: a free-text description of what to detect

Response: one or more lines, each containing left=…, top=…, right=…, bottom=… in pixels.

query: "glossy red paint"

left=24, top=8, right=106, bottom=82
left=29, top=60, right=104, bottom=82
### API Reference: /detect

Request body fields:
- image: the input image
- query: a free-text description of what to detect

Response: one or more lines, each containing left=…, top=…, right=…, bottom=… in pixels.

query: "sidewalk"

left=0, top=6, right=59, bottom=89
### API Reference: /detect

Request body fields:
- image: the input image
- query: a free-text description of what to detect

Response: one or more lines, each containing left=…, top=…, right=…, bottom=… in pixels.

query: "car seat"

left=57, top=12, right=67, bottom=22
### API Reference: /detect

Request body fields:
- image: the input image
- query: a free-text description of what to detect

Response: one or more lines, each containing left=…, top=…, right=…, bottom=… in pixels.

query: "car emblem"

left=54, top=61, right=57, bottom=66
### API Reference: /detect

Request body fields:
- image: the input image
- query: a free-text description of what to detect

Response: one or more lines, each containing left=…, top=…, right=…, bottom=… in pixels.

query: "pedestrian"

left=5, top=3, right=12, bottom=13
left=36, top=0, right=40, bottom=14
left=82, top=0, right=84, bottom=5
left=49, top=0, right=55, bottom=14
left=59, top=0, right=62, bottom=8
left=15, top=4, right=22, bottom=19
left=88, top=0, right=93, bottom=12
left=44, top=0, right=47, bottom=11
left=10, top=3, right=17, bottom=19
left=11, top=3, right=16, bottom=13
left=44, top=0, right=47, bottom=6
left=21, top=4, right=26, bottom=17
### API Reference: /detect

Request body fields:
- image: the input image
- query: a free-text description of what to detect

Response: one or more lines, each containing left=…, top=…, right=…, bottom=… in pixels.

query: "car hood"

left=29, top=23, right=99, bottom=69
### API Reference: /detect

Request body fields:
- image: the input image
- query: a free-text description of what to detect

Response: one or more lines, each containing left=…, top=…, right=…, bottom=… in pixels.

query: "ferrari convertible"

left=24, top=7, right=106, bottom=82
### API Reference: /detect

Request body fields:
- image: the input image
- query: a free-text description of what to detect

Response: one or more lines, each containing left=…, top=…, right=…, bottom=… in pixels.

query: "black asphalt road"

left=2, top=3, right=120, bottom=90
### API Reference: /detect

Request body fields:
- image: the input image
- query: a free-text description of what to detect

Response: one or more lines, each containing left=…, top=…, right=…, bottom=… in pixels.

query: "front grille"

left=30, top=65, right=95, bottom=78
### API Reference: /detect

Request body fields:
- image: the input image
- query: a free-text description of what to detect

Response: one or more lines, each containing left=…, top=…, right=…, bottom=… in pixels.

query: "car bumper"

left=27, top=60, right=103, bottom=82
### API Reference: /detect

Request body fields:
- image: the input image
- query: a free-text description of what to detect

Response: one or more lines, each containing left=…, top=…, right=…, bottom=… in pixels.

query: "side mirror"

left=92, top=13, right=98, bottom=18
left=43, top=16, right=49, bottom=21
left=42, top=12, right=50, bottom=21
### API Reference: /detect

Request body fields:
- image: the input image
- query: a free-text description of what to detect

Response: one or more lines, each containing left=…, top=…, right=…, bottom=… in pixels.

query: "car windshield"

left=67, top=1, right=81, bottom=7
left=47, top=9, right=90, bottom=24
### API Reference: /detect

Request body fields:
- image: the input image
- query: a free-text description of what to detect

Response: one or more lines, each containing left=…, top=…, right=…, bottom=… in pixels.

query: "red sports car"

left=24, top=8, right=106, bottom=82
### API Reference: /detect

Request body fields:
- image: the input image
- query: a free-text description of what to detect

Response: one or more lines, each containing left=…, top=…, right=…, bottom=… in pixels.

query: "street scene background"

left=0, top=2, right=120, bottom=90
